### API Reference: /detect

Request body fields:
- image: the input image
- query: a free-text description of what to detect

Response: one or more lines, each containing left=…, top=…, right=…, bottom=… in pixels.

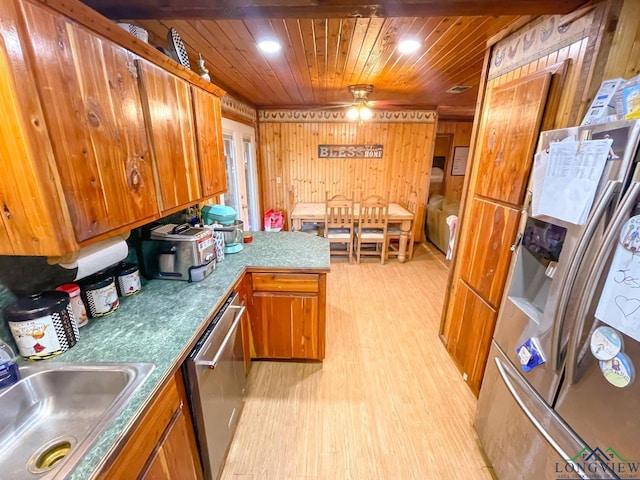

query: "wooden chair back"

left=324, top=194, right=354, bottom=231
left=358, top=194, right=388, bottom=230
left=406, top=191, right=418, bottom=214
left=286, top=185, right=296, bottom=231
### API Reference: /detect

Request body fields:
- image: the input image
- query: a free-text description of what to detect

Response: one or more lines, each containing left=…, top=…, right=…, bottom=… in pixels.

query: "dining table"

left=290, top=202, right=414, bottom=262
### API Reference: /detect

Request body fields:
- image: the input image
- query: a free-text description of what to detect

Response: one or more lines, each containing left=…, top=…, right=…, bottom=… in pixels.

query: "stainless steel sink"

left=0, top=362, right=155, bottom=479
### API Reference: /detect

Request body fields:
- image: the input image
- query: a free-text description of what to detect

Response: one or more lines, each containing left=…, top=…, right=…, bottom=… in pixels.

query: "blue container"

left=0, top=339, right=20, bottom=389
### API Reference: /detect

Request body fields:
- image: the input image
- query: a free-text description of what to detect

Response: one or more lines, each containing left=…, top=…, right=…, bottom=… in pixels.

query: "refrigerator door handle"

left=494, top=357, right=591, bottom=480
left=550, top=180, right=621, bottom=371
left=567, top=181, right=640, bottom=385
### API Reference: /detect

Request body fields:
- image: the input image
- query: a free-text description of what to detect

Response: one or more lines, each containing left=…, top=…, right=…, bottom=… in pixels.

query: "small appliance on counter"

left=201, top=205, right=244, bottom=254
left=139, top=223, right=215, bottom=282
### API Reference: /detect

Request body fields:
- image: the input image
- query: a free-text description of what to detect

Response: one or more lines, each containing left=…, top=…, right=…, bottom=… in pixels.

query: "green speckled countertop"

left=44, top=232, right=329, bottom=480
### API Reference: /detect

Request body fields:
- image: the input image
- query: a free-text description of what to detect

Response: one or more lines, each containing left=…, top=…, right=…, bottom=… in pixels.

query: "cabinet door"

left=459, top=198, right=520, bottom=308
left=0, top=0, right=76, bottom=256
left=20, top=0, right=158, bottom=242
left=137, top=60, right=201, bottom=213
left=141, top=407, right=204, bottom=480
left=447, top=279, right=497, bottom=396
left=96, top=370, right=202, bottom=480
left=191, top=87, right=227, bottom=197
left=250, top=293, right=320, bottom=360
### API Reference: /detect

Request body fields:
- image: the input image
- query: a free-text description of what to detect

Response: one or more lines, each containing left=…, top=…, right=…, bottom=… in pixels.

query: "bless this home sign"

left=318, top=144, right=384, bottom=158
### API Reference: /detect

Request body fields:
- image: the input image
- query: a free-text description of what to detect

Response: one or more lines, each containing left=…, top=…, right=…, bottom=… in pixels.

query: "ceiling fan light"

left=359, top=106, right=373, bottom=120
left=258, top=40, right=281, bottom=53
left=346, top=107, right=359, bottom=121
left=398, top=39, right=421, bottom=54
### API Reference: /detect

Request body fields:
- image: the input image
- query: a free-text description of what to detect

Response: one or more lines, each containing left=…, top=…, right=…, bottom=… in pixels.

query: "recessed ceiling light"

left=398, top=39, right=421, bottom=54
left=258, top=40, right=281, bottom=53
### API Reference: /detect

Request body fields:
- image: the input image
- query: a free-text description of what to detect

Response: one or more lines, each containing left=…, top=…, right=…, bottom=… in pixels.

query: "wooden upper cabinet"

left=19, top=0, right=158, bottom=242
left=0, top=0, right=76, bottom=256
left=137, top=60, right=201, bottom=213
left=474, top=71, right=552, bottom=206
left=191, top=87, right=227, bottom=198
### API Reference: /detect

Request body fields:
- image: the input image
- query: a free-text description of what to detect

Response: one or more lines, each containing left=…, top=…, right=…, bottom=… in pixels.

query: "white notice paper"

left=536, top=139, right=612, bottom=225
left=531, top=150, right=548, bottom=217
left=596, top=215, right=640, bottom=342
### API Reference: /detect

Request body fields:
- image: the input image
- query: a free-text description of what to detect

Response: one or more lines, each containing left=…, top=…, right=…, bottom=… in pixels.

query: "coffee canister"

left=56, top=283, right=88, bottom=327
left=81, top=274, right=119, bottom=318
left=3, top=291, right=79, bottom=360
left=115, top=262, right=141, bottom=297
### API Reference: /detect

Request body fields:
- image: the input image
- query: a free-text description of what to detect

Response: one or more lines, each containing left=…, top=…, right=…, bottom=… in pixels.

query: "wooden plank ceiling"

left=81, top=1, right=588, bottom=114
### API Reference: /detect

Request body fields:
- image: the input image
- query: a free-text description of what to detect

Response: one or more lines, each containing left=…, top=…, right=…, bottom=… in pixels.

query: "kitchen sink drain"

left=28, top=437, right=75, bottom=474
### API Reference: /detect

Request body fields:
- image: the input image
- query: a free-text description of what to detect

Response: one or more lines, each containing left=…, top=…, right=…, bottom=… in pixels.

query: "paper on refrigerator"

left=596, top=215, right=640, bottom=342
left=534, top=138, right=612, bottom=225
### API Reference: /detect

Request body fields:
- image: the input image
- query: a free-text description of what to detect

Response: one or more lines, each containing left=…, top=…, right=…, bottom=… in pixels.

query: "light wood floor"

left=221, top=243, right=495, bottom=480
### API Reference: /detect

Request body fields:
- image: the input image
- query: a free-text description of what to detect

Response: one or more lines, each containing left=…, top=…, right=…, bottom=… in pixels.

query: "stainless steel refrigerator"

left=475, top=120, right=640, bottom=480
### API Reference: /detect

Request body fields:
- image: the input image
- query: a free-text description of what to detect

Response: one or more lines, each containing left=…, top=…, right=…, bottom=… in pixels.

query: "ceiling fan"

left=344, top=84, right=375, bottom=121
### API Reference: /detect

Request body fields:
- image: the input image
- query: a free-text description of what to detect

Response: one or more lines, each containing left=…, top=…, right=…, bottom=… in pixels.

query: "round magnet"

left=599, top=352, right=635, bottom=388
left=590, top=326, right=623, bottom=361
left=620, top=215, right=640, bottom=252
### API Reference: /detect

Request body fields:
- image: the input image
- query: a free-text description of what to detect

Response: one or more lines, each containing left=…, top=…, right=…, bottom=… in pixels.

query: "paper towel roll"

left=59, top=236, right=129, bottom=281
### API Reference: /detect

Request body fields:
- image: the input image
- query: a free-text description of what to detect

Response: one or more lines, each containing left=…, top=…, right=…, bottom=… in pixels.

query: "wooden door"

left=191, top=87, right=227, bottom=198
left=141, top=407, right=204, bottom=480
left=444, top=67, right=559, bottom=395
left=137, top=60, right=201, bottom=214
left=20, top=0, right=158, bottom=242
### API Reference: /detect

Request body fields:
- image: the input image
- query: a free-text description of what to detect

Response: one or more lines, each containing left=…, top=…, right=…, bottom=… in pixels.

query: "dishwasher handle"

left=195, top=305, right=245, bottom=370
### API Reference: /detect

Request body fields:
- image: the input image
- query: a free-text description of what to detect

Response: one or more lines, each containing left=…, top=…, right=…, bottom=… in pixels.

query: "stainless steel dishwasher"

left=184, top=292, right=247, bottom=480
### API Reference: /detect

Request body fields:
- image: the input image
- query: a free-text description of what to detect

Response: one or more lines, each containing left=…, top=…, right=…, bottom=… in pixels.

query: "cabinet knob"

left=3, top=204, right=10, bottom=219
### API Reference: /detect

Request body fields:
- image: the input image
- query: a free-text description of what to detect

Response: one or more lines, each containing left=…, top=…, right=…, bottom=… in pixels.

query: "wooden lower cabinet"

left=97, top=369, right=203, bottom=480
left=140, top=407, right=202, bottom=480
left=247, top=272, right=326, bottom=360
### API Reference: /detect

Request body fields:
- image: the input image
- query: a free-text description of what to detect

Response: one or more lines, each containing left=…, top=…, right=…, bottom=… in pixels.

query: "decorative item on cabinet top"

left=167, top=28, right=190, bottom=69
left=116, top=23, right=148, bottom=43
left=196, top=54, right=211, bottom=82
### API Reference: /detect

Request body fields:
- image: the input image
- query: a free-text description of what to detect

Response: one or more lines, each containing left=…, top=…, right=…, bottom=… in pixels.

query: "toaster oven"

left=140, top=224, right=215, bottom=282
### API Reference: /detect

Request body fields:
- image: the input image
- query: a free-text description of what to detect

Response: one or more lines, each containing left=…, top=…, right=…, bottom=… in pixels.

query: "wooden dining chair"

left=355, top=194, right=389, bottom=264
left=386, top=191, right=417, bottom=261
left=324, top=193, right=355, bottom=262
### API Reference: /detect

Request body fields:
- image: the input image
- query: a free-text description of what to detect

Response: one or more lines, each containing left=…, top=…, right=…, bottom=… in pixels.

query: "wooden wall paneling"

left=447, top=279, right=497, bottom=396
left=21, top=0, right=158, bottom=243
left=602, top=0, right=640, bottom=80
left=259, top=120, right=435, bottom=219
left=458, top=198, right=520, bottom=308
